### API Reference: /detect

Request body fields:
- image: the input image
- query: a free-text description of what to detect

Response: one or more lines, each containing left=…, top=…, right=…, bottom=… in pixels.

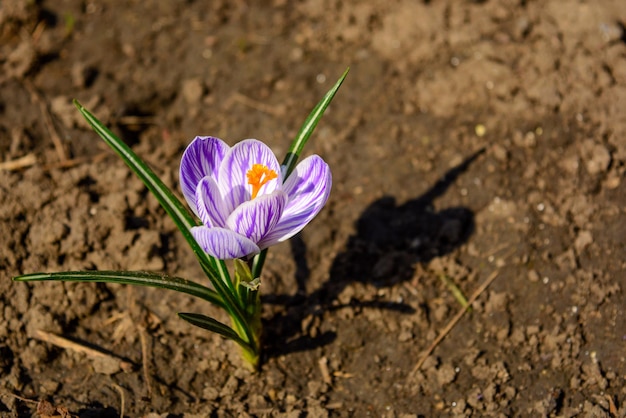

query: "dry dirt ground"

left=1, top=0, right=626, bottom=416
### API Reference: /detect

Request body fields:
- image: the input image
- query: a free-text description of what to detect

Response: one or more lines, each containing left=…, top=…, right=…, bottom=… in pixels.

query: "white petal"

left=179, top=136, right=229, bottom=216
left=195, top=177, right=228, bottom=227
left=218, top=139, right=282, bottom=214
left=226, top=191, right=287, bottom=244
left=191, top=226, right=260, bottom=259
left=259, top=155, right=331, bottom=247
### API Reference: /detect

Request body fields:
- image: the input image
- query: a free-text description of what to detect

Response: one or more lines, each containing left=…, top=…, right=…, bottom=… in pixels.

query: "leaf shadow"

left=262, top=149, right=484, bottom=360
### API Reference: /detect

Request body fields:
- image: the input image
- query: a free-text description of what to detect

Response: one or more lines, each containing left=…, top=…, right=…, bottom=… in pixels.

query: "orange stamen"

left=246, top=164, right=278, bottom=199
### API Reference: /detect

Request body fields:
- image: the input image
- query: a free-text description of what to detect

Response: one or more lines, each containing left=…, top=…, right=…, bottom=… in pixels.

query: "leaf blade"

left=72, top=101, right=254, bottom=345
left=13, top=270, right=225, bottom=308
left=177, top=312, right=253, bottom=351
left=281, top=68, right=349, bottom=178
left=250, top=69, right=349, bottom=280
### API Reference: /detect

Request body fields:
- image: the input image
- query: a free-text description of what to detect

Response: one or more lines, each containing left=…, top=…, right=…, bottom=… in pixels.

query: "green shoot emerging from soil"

left=13, top=69, right=348, bottom=369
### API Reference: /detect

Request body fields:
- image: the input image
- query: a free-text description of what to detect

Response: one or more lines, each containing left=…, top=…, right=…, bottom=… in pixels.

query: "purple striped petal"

left=226, top=191, right=287, bottom=244
left=218, top=139, right=282, bottom=213
left=195, top=177, right=228, bottom=228
left=258, top=155, right=331, bottom=247
left=191, top=226, right=260, bottom=259
left=180, top=137, right=229, bottom=216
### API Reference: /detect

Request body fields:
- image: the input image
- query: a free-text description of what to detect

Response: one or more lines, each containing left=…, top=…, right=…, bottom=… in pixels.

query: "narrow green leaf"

left=250, top=248, right=267, bottom=282
left=248, top=70, right=349, bottom=303
left=233, top=259, right=260, bottom=325
left=73, top=101, right=217, bottom=275
left=438, top=274, right=472, bottom=312
left=178, top=312, right=253, bottom=351
left=13, top=271, right=225, bottom=309
left=233, top=259, right=252, bottom=301
left=281, top=68, right=349, bottom=178
left=72, top=101, right=254, bottom=347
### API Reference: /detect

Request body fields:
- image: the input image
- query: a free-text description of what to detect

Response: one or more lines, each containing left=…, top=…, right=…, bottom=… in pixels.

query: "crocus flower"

left=180, top=136, right=331, bottom=259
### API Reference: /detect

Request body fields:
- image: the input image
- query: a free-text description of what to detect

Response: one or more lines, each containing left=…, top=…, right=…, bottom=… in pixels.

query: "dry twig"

left=231, top=92, right=285, bottom=116
left=23, top=80, right=68, bottom=162
left=138, top=325, right=153, bottom=399
left=112, top=384, right=125, bottom=418
left=34, top=329, right=132, bottom=372
left=412, top=271, right=499, bottom=373
left=0, top=153, right=37, bottom=171
left=0, top=392, right=76, bottom=418
left=42, top=151, right=108, bottom=171
left=606, top=394, right=618, bottom=417
left=318, top=356, right=332, bottom=385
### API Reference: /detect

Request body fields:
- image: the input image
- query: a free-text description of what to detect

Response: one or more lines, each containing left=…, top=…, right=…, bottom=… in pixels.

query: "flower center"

left=246, top=164, right=278, bottom=199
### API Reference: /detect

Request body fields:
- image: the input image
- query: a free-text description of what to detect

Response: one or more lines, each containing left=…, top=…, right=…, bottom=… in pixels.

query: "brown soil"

left=1, top=0, right=626, bottom=416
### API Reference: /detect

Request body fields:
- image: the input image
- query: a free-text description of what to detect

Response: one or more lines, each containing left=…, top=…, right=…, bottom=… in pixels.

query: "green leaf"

left=249, top=248, right=267, bottom=283
left=438, top=274, right=472, bottom=312
left=249, top=69, right=349, bottom=281
left=178, top=312, right=253, bottom=351
left=281, top=68, right=349, bottom=178
left=72, top=101, right=254, bottom=347
left=233, top=258, right=253, bottom=300
left=13, top=271, right=225, bottom=309
left=73, top=101, right=216, bottom=275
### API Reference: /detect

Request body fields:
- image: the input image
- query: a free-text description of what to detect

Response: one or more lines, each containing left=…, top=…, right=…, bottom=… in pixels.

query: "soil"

left=1, top=0, right=626, bottom=416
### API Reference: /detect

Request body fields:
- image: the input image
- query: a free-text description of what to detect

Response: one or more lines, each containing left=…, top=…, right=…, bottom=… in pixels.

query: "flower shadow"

left=262, top=149, right=484, bottom=359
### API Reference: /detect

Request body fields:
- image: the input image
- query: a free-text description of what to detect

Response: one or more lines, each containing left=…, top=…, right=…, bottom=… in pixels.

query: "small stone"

left=307, top=405, right=329, bottom=418
left=182, top=78, right=204, bottom=104
left=203, top=386, right=219, bottom=401
left=71, top=62, right=96, bottom=88
left=492, top=144, right=508, bottom=162
left=40, top=379, right=60, bottom=395
left=496, top=327, right=510, bottom=342
left=559, top=155, right=579, bottom=174
left=436, top=363, right=456, bottom=386
left=290, top=47, right=304, bottom=61
left=581, top=140, right=611, bottom=175
left=398, top=330, right=413, bottom=342
left=510, top=328, right=525, bottom=344
left=526, top=325, right=540, bottom=335
left=574, top=230, right=593, bottom=253
left=484, top=292, right=508, bottom=313
left=92, top=356, right=122, bottom=375
left=19, top=342, right=48, bottom=373
left=219, top=375, right=240, bottom=397
left=248, top=394, right=268, bottom=409
left=307, top=380, right=326, bottom=397
left=604, top=174, right=621, bottom=189
left=513, top=131, right=537, bottom=148
left=5, top=40, right=36, bottom=78
left=599, top=22, right=624, bottom=43
left=50, top=96, right=92, bottom=129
